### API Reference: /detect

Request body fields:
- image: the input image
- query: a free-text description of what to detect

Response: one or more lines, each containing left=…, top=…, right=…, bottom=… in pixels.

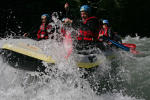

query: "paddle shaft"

left=102, top=36, right=130, bottom=51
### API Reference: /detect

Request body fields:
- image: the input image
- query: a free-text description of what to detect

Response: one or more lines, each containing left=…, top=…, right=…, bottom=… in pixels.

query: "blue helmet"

left=80, top=5, right=91, bottom=14
left=102, top=19, right=109, bottom=24
left=41, top=14, right=50, bottom=21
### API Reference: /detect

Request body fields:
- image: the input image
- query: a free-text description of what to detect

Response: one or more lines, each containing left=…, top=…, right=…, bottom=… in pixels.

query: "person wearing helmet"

left=37, top=14, right=55, bottom=40
left=98, top=19, right=122, bottom=46
left=23, top=14, right=54, bottom=40
left=63, top=5, right=105, bottom=50
left=63, top=5, right=100, bottom=39
left=76, top=5, right=102, bottom=50
left=98, top=19, right=112, bottom=39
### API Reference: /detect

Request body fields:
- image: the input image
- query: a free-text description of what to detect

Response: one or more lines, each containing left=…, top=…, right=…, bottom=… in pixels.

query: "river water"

left=0, top=35, right=149, bottom=100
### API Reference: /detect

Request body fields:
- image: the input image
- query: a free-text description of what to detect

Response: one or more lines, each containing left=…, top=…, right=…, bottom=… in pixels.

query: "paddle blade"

left=63, top=32, right=73, bottom=59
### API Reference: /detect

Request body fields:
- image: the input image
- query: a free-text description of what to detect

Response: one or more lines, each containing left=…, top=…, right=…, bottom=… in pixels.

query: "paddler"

left=63, top=5, right=105, bottom=51
left=98, top=19, right=123, bottom=48
left=98, top=19, right=113, bottom=40
left=23, top=14, right=55, bottom=40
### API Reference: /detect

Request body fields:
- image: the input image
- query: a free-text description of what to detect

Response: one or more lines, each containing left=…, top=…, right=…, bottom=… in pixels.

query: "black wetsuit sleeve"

left=26, top=25, right=39, bottom=39
left=107, top=28, right=113, bottom=39
left=60, top=6, right=73, bottom=20
left=109, top=28, right=122, bottom=43
left=112, top=33, right=122, bottom=43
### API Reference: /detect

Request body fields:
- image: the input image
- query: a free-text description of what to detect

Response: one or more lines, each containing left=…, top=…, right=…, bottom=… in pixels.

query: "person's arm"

left=64, top=2, right=70, bottom=18
left=23, top=24, right=39, bottom=39
left=112, top=32, right=122, bottom=43
left=107, top=28, right=113, bottom=39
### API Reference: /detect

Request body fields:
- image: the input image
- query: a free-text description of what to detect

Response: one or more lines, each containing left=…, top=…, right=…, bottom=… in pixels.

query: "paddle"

left=63, top=31, right=73, bottom=59
left=122, top=43, right=140, bottom=54
left=62, top=2, right=74, bottom=59
left=102, top=36, right=130, bottom=51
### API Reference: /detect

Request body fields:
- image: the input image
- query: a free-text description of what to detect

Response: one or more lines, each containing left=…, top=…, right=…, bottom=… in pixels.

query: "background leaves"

left=0, top=0, right=150, bottom=37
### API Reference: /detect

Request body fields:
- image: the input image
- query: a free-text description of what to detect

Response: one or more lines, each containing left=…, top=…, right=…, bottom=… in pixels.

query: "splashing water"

left=0, top=12, right=149, bottom=100
left=0, top=37, right=146, bottom=100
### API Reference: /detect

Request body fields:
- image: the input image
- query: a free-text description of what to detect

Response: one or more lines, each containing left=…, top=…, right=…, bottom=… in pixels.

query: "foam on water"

left=0, top=12, right=148, bottom=100
left=0, top=35, right=147, bottom=100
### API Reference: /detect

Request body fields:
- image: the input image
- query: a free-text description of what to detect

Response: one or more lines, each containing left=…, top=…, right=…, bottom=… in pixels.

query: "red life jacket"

left=61, top=26, right=67, bottom=36
left=37, top=23, right=52, bottom=39
left=99, top=27, right=108, bottom=37
left=77, top=16, right=99, bottom=41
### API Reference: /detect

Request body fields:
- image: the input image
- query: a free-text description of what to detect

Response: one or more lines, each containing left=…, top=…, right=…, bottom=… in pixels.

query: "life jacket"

left=77, top=16, right=99, bottom=41
left=37, top=23, right=52, bottom=39
left=99, top=27, right=109, bottom=37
